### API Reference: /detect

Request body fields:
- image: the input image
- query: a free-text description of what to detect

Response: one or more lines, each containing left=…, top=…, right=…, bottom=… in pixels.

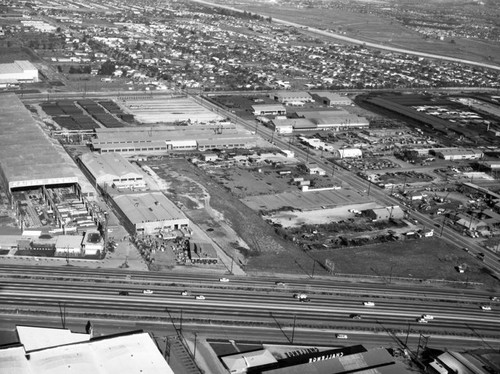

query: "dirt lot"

left=310, top=237, right=499, bottom=288
left=147, top=158, right=316, bottom=274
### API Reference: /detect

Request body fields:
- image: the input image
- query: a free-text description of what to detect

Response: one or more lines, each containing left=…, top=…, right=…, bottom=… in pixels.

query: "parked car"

left=417, top=318, right=428, bottom=323
left=181, top=290, right=189, bottom=296
left=421, top=314, right=434, bottom=320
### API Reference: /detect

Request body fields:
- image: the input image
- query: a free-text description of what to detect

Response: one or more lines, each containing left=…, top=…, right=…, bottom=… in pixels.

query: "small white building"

left=335, top=148, right=362, bottom=159
left=82, top=230, right=104, bottom=256
left=55, top=235, right=83, bottom=256
left=252, top=104, right=286, bottom=116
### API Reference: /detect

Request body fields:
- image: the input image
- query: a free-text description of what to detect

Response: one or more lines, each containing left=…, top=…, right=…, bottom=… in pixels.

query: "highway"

left=0, top=265, right=499, bottom=351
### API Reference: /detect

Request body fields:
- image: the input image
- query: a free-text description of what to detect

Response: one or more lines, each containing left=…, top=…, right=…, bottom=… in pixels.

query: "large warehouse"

left=0, top=94, right=94, bottom=200
left=79, top=152, right=146, bottom=190
left=90, top=126, right=257, bottom=154
left=112, top=192, right=189, bottom=235
left=0, top=60, right=38, bottom=85
left=295, top=110, right=369, bottom=130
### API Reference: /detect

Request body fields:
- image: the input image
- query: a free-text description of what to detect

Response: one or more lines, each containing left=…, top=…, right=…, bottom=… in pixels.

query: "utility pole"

left=193, top=332, right=198, bottom=360
left=291, top=314, right=297, bottom=344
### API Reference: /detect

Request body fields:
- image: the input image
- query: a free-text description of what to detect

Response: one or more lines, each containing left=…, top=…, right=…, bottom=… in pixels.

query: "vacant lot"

left=311, top=238, right=498, bottom=288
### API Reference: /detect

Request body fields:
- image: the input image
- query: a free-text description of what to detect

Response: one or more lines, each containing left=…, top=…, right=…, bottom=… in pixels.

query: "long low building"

left=0, top=94, right=95, bottom=200
left=112, top=192, right=189, bottom=235
left=295, top=110, right=369, bottom=131
left=91, top=126, right=257, bottom=154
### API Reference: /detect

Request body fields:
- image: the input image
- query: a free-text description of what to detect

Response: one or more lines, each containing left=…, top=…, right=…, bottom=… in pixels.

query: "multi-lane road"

left=1, top=265, right=499, bottom=350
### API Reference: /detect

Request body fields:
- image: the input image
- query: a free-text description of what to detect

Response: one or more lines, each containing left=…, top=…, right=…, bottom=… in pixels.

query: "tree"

left=99, top=60, right=116, bottom=75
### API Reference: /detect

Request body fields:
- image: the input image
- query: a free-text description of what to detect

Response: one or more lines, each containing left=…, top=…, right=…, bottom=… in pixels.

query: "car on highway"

left=363, top=301, right=375, bottom=307
left=463, top=247, right=470, bottom=253
left=336, top=334, right=348, bottom=339
left=181, top=290, right=189, bottom=296
left=490, top=296, right=499, bottom=302
left=421, top=314, right=434, bottom=320
left=299, top=297, right=311, bottom=303
left=417, top=318, right=428, bottom=323
left=219, top=277, right=229, bottom=282
left=143, top=289, right=154, bottom=295
left=350, top=314, right=362, bottom=320
left=481, top=305, right=492, bottom=311
left=195, top=295, right=206, bottom=300
left=275, top=281, right=286, bottom=286
left=118, top=291, right=129, bottom=296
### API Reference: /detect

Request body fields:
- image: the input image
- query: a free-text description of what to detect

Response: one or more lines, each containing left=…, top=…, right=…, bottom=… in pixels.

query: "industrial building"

left=219, top=345, right=412, bottom=374
left=365, top=206, right=405, bottom=221
left=0, top=60, right=38, bottom=86
left=90, top=126, right=257, bottom=154
left=79, top=152, right=146, bottom=190
left=0, top=326, right=175, bottom=374
left=271, top=118, right=312, bottom=134
left=312, top=92, right=352, bottom=106
left=295, top=110, right=370, bottom=131
left=252, top=104, right=287, bottom=116
left=430, top=147, right=483, bottom=161
left=112, top=192, right=189, bottom=235
left=0, top=94, right=95, bottom=201
left=271, top=91, right=313, bottom=104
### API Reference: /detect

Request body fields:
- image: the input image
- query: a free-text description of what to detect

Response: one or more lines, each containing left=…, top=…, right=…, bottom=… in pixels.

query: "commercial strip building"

left=0, top=60, right=38, bottom=86
left=0, top=94, right=95, bottom=201
left=112, top=192, right=189, bottom=235
left=79, top=152, right=146, bottom=190
left=0, top=326, right=174, bottom=374
left=90, top=126, right=257, bottom=154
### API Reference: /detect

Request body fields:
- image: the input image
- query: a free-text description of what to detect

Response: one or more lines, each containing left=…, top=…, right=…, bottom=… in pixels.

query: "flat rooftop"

left=113, top=192, right=188, bottom=224
left=0, top=94, right=84, bottom=190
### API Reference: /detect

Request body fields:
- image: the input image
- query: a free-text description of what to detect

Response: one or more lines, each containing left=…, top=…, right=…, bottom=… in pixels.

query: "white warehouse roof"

left=80, top=152, right=143, bottom=182
left=113, top=192, right=187, bottom=224
left=0, top=327, right=174, bottom=374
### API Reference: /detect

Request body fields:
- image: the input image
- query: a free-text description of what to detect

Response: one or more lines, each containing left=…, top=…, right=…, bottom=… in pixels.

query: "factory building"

left=295, top=110, right=369, bottom=131
left=0, top=94, right=95, bottom=202
left=79, top=152, right=146, bottom=190
left=90, top=126, right=257, bottom=154
left=112, top=192, right=189, bottom=235
left=312, top=92, right=352, bottom=106
left=0, top=60, right=38, bottom=86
